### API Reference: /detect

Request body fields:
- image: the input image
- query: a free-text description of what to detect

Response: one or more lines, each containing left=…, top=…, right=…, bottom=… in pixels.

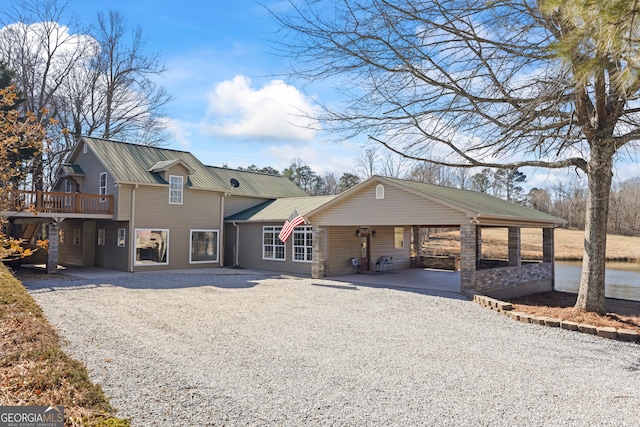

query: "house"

left=3, top=137, right=566, bottom=298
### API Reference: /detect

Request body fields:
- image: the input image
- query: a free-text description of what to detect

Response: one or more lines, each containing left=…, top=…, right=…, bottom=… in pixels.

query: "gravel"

left=23, top=270, right=640, bottom=426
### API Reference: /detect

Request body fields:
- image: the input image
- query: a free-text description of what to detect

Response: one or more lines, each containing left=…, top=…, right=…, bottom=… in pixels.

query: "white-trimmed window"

left=117, top=228, right=126, bottom=247
left=135, top=229, right=169, bottom=265
left=394, top=227, right=404, bottom=249
left=97, top=228, right=106, bottom=246
left=376, top=184, right=384, bottom=199
left=263, top=226, right=285, bottom=261
left=190, top=230, right=219, bottom=263
left=169, top=175, right=183, bottom=204
left=64, top=179, right=72, bottom=207
left=99, top=172, right=107, bottom=201
left=292, top=226, right=313, bottom=262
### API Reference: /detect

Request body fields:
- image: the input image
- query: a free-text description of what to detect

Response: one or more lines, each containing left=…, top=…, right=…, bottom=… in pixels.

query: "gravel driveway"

left=24, top=270, right=640, bottom=426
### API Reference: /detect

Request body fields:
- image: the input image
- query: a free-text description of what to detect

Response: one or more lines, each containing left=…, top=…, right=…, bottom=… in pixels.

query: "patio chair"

left=350, top=257, right=360, bottom=273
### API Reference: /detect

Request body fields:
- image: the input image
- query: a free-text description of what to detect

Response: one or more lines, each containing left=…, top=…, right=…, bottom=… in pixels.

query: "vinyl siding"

left=95, top=221, right=129, bottom=270
left=75, top=145, right=120, bottom=207
left=233, top=222, right=312, bottom=276
left=311, top=182, right=468, bottom=226
left=131, top=185, right=222, bottom=271
left=58, top=219, right=85, bottom=266
left=116, top=185, right=132, bottom=221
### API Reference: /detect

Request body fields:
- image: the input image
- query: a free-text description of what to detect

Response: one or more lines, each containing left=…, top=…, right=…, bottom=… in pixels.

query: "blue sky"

left=59, top=0, right=362, bottom=175
left=4, top=0, right=638, bottom=188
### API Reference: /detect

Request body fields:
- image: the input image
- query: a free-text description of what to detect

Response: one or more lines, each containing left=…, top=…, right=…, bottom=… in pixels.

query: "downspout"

left=130, top=184, right=138, bottom=272
left=232, top=221, right=240, bottom=267
left=220, top=195, right=225, bottom=267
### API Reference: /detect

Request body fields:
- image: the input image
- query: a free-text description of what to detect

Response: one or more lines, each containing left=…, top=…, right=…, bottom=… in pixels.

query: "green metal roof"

left=380, top=176, right=565, bottom=224
left=207, top=166, right=309, bottom=198
left=82, top=137, right=227, bottom=190
left=61, top=163, right=85, bottom=176
left=78, top=137, right=309, bottom=197
left=226, top=196, right=336, bottom=222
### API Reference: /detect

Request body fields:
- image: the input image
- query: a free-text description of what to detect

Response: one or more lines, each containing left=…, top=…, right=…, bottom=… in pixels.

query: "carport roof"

left=306, top=176, right=566, bottom=226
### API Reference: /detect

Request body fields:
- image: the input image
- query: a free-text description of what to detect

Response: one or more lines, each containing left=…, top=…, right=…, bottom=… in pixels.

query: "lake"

left=555, top=261, right=640, bottom=302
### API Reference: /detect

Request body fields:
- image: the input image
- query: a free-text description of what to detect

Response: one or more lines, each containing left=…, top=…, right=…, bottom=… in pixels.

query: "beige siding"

left=95, top=221, right=129, bottom=270
left=132, top=185, right=222, bottom=271
left=58, top=219, right=85, bottom=266
left=234, top=222, right=312, bottom=276
left=312, top=182, right=468, bottom=226
left=224, top=196, right=271, bottom=217
left=324, top=226, right=411, bottom=275
left=116, top=185, right=132, bottom=221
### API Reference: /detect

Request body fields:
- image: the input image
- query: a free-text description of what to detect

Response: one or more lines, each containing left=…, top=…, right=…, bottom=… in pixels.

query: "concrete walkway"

left=47, top=265, right=461, bottom=293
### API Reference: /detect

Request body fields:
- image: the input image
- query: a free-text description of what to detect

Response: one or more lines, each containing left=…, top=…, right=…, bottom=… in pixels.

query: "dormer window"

left=169, top=175, right=183, bottom=204
left=376, top=184, right=384, bottom=199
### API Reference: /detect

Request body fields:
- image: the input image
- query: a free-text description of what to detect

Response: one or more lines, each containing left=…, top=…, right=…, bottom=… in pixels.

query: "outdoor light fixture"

left=355, top=229, right=360, bottom=236
left=372, top=230, right=377, bottom=237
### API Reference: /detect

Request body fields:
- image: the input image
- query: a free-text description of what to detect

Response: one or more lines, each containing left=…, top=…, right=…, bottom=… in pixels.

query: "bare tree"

left=355, top=146, right=379, bottom=179
left=271, top=0, right=640, bottom=312
left=0, top=0, right=92, bottom=190
left=67, top=10, right=172, bottom=145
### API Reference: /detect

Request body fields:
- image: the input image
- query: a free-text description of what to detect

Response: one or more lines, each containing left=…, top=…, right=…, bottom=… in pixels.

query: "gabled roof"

left=226, top=196, right=336, bottom=222
left=207, top=166, right=309, bottom=198
left=307, top=176, right=565, bottom=226
left=78, top=137, right=227, bottom=190
left=69, top=137, right=309, bottom=197
left=149, top=159, right=195, bottom=174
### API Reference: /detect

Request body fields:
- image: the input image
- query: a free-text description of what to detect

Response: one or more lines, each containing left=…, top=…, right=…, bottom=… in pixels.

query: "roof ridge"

left=83, top=136, right=194, bottom=155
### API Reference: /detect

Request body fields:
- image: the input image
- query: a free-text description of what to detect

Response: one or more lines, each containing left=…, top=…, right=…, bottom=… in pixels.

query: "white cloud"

left=201, top=75, right=319, bottom=141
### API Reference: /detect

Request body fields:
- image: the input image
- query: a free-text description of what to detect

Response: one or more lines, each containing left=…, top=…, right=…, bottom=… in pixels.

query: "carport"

left=306, top=176, right=565, bottom=298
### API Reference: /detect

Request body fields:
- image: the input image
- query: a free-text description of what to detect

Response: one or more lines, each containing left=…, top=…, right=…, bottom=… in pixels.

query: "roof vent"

left=230, top=178, right=240, bottom=188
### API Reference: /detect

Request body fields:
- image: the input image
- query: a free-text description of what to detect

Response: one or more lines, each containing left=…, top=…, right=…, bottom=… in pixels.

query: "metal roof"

left=305, top=176, right=565, bottom=226
left=226, top=196, right=336, bottom=222
left=380, top=176, right=564, bottom=224
left=207, top=166, right=309, bottom=198
left=61, top=163, right=85, bottom=176
left=82, top=137, right=228, bottom=190
left=78, top=137, right=307, bottom=197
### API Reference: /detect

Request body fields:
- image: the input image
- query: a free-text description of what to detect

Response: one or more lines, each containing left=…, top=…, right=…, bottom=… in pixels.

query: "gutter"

left=232, top=221, right=240, bottom=267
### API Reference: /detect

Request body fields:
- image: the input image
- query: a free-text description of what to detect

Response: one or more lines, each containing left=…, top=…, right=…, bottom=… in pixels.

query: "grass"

left=0, top=263, right=130, bottom=426
left=423, top=227, right=640, bottom=261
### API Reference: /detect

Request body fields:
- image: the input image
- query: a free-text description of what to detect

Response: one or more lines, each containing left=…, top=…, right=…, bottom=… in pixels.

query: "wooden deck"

left=7, top=190, right=113, bottom=215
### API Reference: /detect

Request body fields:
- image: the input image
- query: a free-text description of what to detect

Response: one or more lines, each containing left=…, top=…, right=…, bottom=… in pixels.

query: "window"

left=394, top=227, right=404, bottom=249
left=64, top=179, right=72, bottom=207
left=73, top=229, right=81, bottom=245
left=376, top=184, right=385, bottom=199
left=190, top=230, right=219, bottom=263
left=263, top=226, right=285, bottom=261
left=99, top=172, right=107, bottom=201
left=169, top=175, right=183, bottom=204
left=292, top=226, right=313, bottom=262
left=97, top=229, right=106, bottom=246
left=135, top=229, right=169, bottom=265
left=118, top=228, right=126, bottom=247
left=83, top=144, right=87, bottom=154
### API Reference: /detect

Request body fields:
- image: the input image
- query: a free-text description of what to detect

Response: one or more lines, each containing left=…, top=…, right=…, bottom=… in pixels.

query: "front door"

left=360, top=234, right=370, bottom=271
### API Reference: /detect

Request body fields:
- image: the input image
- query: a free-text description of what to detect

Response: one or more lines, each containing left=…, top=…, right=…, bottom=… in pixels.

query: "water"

left=555, top=261, right=640, bottom=301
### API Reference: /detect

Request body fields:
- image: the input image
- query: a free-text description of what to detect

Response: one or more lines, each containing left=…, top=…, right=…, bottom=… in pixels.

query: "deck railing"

left=7, top=190, right=114, bottom=215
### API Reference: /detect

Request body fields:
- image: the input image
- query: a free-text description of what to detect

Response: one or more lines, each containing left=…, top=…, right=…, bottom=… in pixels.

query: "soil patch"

left=509, top=291, right=640, bottom=334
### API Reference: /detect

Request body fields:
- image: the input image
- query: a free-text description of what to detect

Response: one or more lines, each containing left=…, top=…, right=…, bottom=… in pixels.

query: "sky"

left=54, top=0, right=363, bottom=176
left=3, top=0, right=638, bottom=189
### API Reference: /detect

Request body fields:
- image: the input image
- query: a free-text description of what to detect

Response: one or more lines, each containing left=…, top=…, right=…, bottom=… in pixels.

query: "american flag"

left=278, top=209, right=305, bottom=243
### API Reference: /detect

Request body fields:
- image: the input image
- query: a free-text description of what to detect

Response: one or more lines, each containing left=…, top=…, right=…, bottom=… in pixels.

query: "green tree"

left=271, top=0, right=640, bottom=313
left=339, top=173, right=360, bottom=192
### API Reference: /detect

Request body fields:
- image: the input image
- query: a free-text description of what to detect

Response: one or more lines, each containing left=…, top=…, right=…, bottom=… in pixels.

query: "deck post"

left=46, top=222, right=59, bottom=274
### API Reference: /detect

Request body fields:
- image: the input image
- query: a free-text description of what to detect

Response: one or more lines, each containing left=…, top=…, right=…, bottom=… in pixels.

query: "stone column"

left=46, top=222, right=59, bottom=274
left=312, top=225, right=327, bottom=278
left=543, top=228, right=554, bottom=262
left=508, top=226, right=521, bottom=266
left=460, top=223, right=478, bottom=296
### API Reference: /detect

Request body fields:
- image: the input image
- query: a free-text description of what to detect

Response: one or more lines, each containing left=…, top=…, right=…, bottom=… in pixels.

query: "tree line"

left=0, top=0, right=170, bottom=191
